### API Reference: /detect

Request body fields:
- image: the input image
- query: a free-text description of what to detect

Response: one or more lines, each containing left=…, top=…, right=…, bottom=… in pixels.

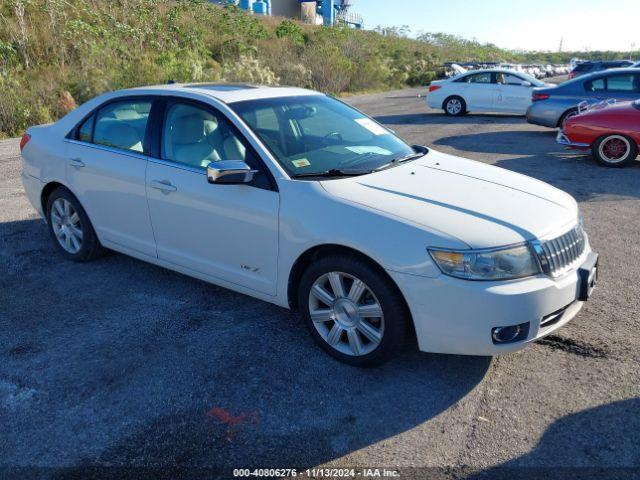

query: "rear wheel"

left=443, top=96, right=466, bottom=116
left=592, top=134, right=638, bottom=167
left=298, top=255, right=408, bottom=367
left=46, top=187, right=104, bottom=261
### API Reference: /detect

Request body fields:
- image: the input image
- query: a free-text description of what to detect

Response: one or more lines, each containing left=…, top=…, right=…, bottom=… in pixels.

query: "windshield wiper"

left=291, top=168, right=373, bottom=179
left=374, top=151, right=426, bottom=172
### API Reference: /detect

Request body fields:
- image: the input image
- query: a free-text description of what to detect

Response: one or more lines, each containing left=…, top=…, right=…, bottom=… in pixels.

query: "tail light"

left=532, top=93, right=550, bottom=102
left=428, top=85, right=442, bottom=93
left=19, top=133, right=31, bottom=152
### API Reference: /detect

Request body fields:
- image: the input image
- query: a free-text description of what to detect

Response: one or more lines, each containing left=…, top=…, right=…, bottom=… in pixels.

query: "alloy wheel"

left=599, top=135, right=630, bottom=164
left=446, top=99, right=462, bottom=115
left=308, top=271, right=384, bottom=357
left=50, top=198, right=83, bottom=254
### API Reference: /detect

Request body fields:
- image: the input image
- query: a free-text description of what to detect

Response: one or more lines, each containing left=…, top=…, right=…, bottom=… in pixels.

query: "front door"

left=493, top=73, right=533, bottom=114
left=65, top=98, right=157, bottom=257
left=145, top=100, right=279, bottom=295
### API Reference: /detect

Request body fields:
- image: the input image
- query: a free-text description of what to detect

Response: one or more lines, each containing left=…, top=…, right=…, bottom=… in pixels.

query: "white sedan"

left=20, top=83, right=598, bottom=366
left=427, top=69, right=548, bottom=116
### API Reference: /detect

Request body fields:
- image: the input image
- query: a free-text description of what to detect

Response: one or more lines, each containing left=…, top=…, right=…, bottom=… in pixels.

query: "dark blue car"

left=526, top=68, right=640, bottom=128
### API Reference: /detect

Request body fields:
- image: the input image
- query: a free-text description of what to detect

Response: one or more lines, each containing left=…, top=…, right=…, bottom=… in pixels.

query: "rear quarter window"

left=585, top=78, right=606, bottom=92
left=77, top=115, right=94, bottom=142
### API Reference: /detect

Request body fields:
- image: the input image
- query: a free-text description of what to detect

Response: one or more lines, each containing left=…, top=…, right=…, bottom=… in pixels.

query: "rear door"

left=455, top=72, right=495, bottom=111
left=145, top=98, right=279, bottom=295
left=65, top=97, right=157, bottom=257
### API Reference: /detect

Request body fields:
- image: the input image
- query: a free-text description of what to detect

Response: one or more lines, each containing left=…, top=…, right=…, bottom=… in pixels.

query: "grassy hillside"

left=0, top=0, right=636, bottom=138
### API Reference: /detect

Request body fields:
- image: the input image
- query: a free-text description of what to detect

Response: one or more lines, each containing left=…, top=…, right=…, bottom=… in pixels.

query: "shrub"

left=222, top=55, right=279, bottom=85
left=275, top=20, right=305, bottom=46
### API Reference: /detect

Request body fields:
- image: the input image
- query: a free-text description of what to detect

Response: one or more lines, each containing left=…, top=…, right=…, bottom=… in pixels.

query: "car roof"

left=120, top=83, right=323, bottom=104
left=457, top=69, right=529, bottom=75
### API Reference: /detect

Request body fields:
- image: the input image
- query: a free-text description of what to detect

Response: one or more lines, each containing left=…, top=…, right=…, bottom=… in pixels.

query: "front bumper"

left=557, top=131, right=590, bottom=149
left=388, top=245, right=595, bottom=356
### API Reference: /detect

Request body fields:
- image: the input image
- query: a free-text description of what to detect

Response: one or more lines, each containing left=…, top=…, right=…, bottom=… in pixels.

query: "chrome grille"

left=537, top=226, right=586, bottom=276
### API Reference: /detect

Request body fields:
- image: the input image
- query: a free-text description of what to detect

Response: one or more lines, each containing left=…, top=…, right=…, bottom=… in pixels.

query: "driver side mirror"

left=207, top=160, right=257, bottom=185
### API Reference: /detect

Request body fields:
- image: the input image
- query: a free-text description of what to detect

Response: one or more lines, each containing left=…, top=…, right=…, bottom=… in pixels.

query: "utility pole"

left=558, top=35, right=563, bottom=53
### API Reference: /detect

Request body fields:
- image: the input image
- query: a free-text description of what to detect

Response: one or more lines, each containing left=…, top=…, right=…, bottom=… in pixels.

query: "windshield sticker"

left=292, top=158, right=311, bottom=168
left=346, top=146, right=393, bottom=155
left=355, top=118, right=390, bottom=136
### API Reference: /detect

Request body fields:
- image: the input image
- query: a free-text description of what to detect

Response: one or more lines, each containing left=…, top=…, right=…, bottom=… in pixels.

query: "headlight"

left=428, top=244, right=542, bottom=281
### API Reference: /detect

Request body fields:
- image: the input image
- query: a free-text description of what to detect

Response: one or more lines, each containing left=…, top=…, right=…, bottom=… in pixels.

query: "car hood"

left=321, top=150, right=578, bottom=249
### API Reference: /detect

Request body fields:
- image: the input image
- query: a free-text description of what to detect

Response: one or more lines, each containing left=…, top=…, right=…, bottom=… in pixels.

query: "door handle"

left=150, top=180, right=177, bottom=193
left=69, top=158, right=85, bottom=168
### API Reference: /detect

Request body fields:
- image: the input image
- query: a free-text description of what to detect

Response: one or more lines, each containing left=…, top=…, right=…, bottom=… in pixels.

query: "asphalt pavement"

left=1, top=89, right=639, bottom=479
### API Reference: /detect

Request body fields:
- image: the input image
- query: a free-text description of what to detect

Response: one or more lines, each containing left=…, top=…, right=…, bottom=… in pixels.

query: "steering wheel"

left=324, top=131, right=343, bottom=144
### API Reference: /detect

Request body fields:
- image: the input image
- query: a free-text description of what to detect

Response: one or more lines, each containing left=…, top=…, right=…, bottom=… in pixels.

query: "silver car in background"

left=526, top=68, right=640, bottom=128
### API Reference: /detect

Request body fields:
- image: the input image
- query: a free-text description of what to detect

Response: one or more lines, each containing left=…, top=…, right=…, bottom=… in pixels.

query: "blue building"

left=209, top=0, right=363, bottom=29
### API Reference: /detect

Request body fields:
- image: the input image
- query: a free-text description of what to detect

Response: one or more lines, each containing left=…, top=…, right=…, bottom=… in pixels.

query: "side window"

left=586, top=78, right=606, bottom=92
left=162, top=102, right=271, bottom=190
left=93, top=100, right=151, bottom=153
left=606, top=74, right=637, bottom=92
left=463, top=73, right=493, bottom=84
left=498, top=74, right=526, bottom=86
left=162, top=102, right=252, bottom=169
left=77, top=115, right=94, bottom=142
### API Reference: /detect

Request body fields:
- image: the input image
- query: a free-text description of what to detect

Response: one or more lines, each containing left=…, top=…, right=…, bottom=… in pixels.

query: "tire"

left=443, top=96, right=466, bottom=116
left=592, top=134, right=638, bottom=168
left=46, top=186, right=104, bottom=261
left=298, top=255, right=409, bottom=367
left=557, top=108, right=578, bottom=128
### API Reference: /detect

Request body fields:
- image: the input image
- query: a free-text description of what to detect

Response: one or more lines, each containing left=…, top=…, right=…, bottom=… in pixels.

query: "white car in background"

left=427, top=69, right=548, bottom=116
left=20, top=83, right=598, bottom=367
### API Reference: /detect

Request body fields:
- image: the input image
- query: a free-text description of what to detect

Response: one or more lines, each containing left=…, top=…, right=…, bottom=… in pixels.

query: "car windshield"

left=230, top=95, right=417, bottom=177
left=518, top=72, right=546, bottom=87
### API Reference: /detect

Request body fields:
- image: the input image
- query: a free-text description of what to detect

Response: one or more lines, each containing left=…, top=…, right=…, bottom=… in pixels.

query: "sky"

left=349, top=0, right=640, bottom=52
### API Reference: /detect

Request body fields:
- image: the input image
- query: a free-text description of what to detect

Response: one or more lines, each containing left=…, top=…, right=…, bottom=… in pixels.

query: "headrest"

left=171, top=114, right=207, bottom=145
left=96, top=123, right=142, bottom=152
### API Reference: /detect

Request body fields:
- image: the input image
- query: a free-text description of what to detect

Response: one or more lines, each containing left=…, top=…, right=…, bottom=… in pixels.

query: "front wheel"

left=298, top=255, right=409, bottom=367
left=592, top=134, right=638, bottom=167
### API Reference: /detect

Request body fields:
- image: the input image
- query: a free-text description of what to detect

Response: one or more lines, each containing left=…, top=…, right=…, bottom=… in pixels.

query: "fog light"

left=491, top=322, right=530, bottom=344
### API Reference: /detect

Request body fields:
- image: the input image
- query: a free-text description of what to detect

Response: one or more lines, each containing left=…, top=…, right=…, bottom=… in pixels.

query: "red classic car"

left=557, top=99, right=640, bottom=167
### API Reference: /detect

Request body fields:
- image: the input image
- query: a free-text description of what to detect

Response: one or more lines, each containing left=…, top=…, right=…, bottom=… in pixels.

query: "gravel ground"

left=0, top=89, right=639, bottom=480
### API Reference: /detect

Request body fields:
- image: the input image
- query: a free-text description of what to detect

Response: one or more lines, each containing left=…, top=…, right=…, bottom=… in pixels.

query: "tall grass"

left=0, top=0, right=636, bottom=137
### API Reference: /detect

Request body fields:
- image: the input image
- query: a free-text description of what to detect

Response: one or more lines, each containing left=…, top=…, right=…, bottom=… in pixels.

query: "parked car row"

left=444, top=63, right=571, bottom=80
left=427, top=67, right=640, bottom=167
left=568, top=60, right=635, bottom=79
